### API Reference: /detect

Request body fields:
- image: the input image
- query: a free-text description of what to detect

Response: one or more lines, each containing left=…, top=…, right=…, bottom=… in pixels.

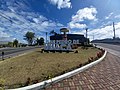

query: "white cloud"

left=0, top=31, right=10, bottom=38
left=69, top=22, right=87, bottom=29
left=33, top=18, right=39, bottom=23
left=48, top=0, right=72, bottom=9
left=0, top=10, right=64, bottom=43
left=72, top=6, right=97, bottom=22
left=105, top=12, right=113, bottom=19
left=73, top=22, right=120, bottom=41
left=0, top=27, right=12, bottom=41
left=68, top=6, right=97, bottom=29
left=115, top=14, right=120, bottom=19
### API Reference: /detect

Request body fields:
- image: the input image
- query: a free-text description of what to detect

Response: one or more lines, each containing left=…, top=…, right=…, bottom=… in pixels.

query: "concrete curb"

left=9, top=50, right=107, bottom=90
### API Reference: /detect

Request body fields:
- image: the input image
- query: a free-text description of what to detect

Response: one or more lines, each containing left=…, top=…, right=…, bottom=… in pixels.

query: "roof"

left=60, top=28, right=69, bottom=32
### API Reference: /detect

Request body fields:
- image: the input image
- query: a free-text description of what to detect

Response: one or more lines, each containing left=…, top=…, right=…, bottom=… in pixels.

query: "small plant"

left=88, top=58, right=92, bottom=63
left=83, top=61, right=89, bottom=66
left=90, top=57, right=94, bottom=61
left=10, top=66, right=13, bottom=69
left=59, top=51, right=62, bottom=53
left=41, top=49, right=44, bottom=53
left=24, top=77, right=31, bottom=86
left=81, top=46, right=85, bottom=49
left=66, top=51, right=69, bottom=53
left=74, top=50, right=78, bottom=53
left=41, top=51, right=43, bottom=53
left=0, top=78, right=5, bottom=90
left=33, top=80, right=39, bottom=84
left=85, top=47, right=88, bottom=50
left=79, top=63, right=82, bottom=67
left=97, top=51, right=103, bottom=58
left=52, top=51, right=55, bottom=53
left=94, top=56, right=98, bottom=60
left=46, top=51, right=49, bottom=53
left=57, top=64, right=60, bottom=67
left=47, top=74, right=54, bottom=85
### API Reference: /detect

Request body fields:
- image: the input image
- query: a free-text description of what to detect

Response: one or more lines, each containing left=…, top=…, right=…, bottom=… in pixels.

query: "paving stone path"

left=45, top=53, right=120, bottom=90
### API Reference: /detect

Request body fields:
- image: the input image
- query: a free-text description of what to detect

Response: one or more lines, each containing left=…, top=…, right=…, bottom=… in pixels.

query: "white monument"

left=44, top=40, right=79, bottom=51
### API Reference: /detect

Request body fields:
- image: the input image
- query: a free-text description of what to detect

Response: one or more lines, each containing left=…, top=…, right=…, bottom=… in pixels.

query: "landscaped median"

left=0, top=47, right=106, bottom=89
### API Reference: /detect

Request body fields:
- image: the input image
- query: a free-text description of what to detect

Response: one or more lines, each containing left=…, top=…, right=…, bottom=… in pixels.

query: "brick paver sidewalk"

left=45, top=53, right=120, bottom=90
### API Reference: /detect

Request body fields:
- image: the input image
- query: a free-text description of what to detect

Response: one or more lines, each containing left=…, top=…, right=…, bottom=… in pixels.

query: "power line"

left=0, top=12, right=17, bottom=24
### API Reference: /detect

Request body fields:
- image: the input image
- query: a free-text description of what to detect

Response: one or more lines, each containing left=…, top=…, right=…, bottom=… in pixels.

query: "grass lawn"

left=0, top=47, right=100, bottom=88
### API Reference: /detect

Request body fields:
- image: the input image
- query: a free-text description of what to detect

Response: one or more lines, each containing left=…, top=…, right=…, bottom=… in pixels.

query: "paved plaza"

left=45, top=53, right=120, bottom=90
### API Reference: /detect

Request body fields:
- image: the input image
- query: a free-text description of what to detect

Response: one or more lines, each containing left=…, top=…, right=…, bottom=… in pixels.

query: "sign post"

left=2, top=51, right=4, bottom=60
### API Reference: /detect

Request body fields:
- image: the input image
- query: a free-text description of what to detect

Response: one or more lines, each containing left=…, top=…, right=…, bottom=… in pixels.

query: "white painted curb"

left=8, top=50, right=107, bottom=90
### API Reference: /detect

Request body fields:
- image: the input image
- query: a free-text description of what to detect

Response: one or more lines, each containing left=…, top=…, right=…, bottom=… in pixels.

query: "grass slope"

left=0, top=47, right=99, bottom=88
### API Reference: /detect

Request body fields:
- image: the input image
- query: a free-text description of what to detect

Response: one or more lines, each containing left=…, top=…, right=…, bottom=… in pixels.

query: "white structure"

left=44, top=40, right=79, bottom=51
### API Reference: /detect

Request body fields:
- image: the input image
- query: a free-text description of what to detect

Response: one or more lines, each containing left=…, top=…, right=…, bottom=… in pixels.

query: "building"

left=50, top=28, right=89, bottom=45
left=50, top=34, right=87, bottom=45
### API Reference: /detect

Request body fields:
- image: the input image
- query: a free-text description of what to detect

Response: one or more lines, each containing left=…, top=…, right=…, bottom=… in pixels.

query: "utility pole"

left=85, top=28, right=88, bottom=45
left=93, top=33, right=94, bottom=41
left=86, top=28, right=88, bottom=38
left=113, top=22, right=116, bottom=39
left=46, top=32, right=47, bottom=43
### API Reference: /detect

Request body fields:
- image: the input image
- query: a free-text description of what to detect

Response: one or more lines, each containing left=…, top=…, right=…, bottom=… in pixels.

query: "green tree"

left=36, top=37, right=44, bottom=45
left=13, top=39, right=18, bottom=47
left=8, top=42, right=13, bottom=47
left=24, top=31, right=35, bottom=45
left=49, top=30, right=57, bottom=35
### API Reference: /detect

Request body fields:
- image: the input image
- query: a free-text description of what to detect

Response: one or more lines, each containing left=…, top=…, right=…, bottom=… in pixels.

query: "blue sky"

left=0, top=0, right=120, bottom=43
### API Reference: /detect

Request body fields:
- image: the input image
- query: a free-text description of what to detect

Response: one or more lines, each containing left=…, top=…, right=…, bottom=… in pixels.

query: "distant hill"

left=0, top=41, right=8, bottom=44
left=91, top=38, right=120, bottom=45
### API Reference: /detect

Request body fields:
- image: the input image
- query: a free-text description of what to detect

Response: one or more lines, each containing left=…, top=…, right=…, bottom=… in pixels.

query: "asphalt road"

left=0, top=46, right=40, bottom=60
left=95, top=43, right=120, bottom=57
left=95, top=43, right=120, bottom=52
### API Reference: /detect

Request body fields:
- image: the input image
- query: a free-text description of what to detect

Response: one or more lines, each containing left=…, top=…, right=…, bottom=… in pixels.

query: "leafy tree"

left=36, top=37, right=44, bottom=45
left=13, top=39, right=18, bottom=47
left=24, top=31, right=35, bottom=45
left=8, top=42, right=13, bottom=47
left=49, top=30, right=57, bottom=35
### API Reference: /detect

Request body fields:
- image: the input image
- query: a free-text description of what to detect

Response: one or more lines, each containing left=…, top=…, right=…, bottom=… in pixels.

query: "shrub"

left=41, top=51, right=43, bottom=53
left=97, top=51, right=103, bottom=58
left=83, top=61, right=89, bottom=66
left=0, top=78, right=5, bottom=88
left=94, top=56, right=98, bottom=60
left=66, top=51, right=69, bottom=53
left=52, top=51, right=55, bottom=53
left=46, top=51, right=49, bottom=53
left=85, top=47, right=88, bottom=50
left=57, top=64, right=60, bottom=67
left=41, top=49, right=44, bottom=53
left=81, top=46, right=85, bottom=49
left=88, top=58, right=92, bottom=63
left=79, top=63, right=82, bottom=67
left=74, top=50, right=78, bottom=53
left=24, top=77, right=31, bottom=86
left=59, top=51, right=62, bottom=53
left=90, top=57, right=94, bottom=61
left=33, top=80, right=39, bottom=84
